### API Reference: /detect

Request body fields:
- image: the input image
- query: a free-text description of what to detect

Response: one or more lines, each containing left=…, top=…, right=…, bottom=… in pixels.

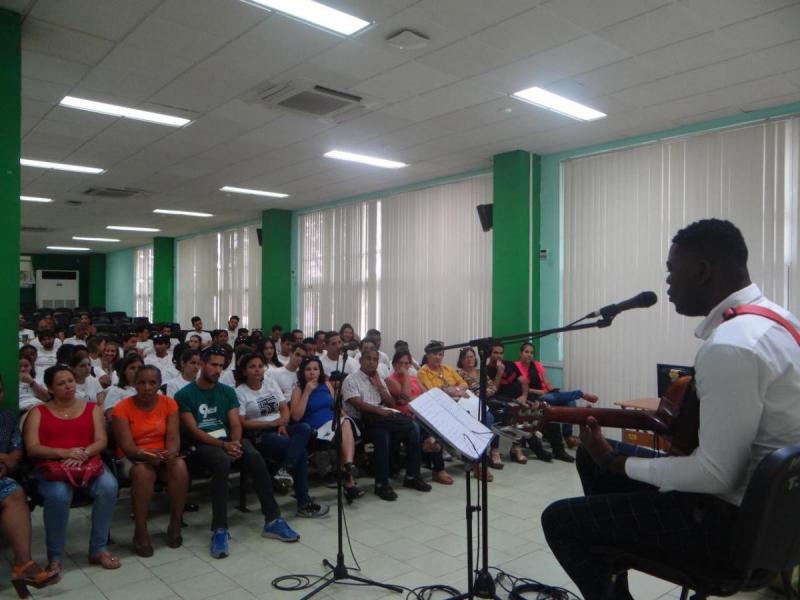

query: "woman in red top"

left=23, top=365, right=121, bottom=578
left=112, top=365, right=187, bottom=557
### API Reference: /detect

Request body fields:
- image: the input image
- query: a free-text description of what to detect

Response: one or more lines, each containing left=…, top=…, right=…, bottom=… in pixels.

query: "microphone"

left=586, top=291, right=658, bottom=320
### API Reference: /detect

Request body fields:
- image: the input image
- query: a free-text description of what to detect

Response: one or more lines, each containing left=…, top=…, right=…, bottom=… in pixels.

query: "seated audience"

left=338, top=323, right=359, bottom=354
left=392, top=340, right=420, bottom=374
left=19, top=355, right=48, bottom=413
left=272, top=342, right=305, bottom=398
left=363, top=329, right=391, bottom=368
left=165, top=347, right=201, bottom=397
left=235, top=353, right=328, bottom=518
left=342, top=349, right=431, bottom=500
left=218, top=344, right=235, bottom=386
left=32, top=330, right=58, bottom=370
left=457, top=347, right=505, bottom=469
left=354, top=338, right=390, bottom=378
left=145, top=335, right=179, bottom=381
left=291, top=329, right=304, bottom=343
left=176, top=347, right=299, bottom=558
left=157, top=323, right=180, bottom=351
left=290, top=357, right=364, bottom=502
left=0, top=383, right=59, bottom=596
left=63, top=323, right=90, bottom=346
left=418, top=341, right=496, bottom=480
left=18, top=314, right=34, bottom=345
left=235, top=328, right=249, bottom=346
left=270, top=324, right=283, bottom=345
left=261, top=338, right=282, bottom=371
left=301, top=337, right=316, bottom=356
left=120, top=332, right=139, bottom=356
left=225, top=315, right=239, bottom=338
left=95, top=339, right=120, bottom=388
left=24, top=365, right=121, bottom=575
left=212, top=329, right=229, bottom=346
left=319, top=331, right=358, bottom=385
left=190, top=316, right=212, bottom=348
left=78, top=312, right=95, bottom=336
left=521, top=342, right=597, bottom=448
left=69, top=350, right=106, bottom=407
left=187, top=334, right=203, bottom=351
left=85, top=336, right=105, bottom=370
left=111, top=366, right=188, bottom=556
left=313, top=330, right=326, bottom=355
left=103, top=353, right=143, bottom=412
left=385, top=350, right=453, bottom=484
left=276, top=332, right=294, bottom=365
left=135, top=325, right=154, bottom=358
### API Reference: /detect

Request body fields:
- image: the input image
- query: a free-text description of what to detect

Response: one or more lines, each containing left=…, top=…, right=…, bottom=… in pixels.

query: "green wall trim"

left=538, top=100, right=800, bottom=366
left=105, top=248, right=135, bottom=316
left=261, top=209, right=292, bottom=330
left=152, top=237, right=175, bottom=323
left=294, top=167, right=492, bottom=215
left=492, top=150, right=536, bottom=338
left=0, top=8, right=20, bottom=411
left=88, top=254, right=106, bottom=309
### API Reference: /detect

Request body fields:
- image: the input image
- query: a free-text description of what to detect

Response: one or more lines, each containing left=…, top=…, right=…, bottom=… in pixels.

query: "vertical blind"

left=176, top=224, right=261, bottom=330
left=298, top=174, right=493, bottom=360
left=562, top=116, right=800, bottom=406
left=134, top=245, right=153, bottom=321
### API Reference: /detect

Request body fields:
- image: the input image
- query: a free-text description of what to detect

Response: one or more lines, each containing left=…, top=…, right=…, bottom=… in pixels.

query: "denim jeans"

left=362, top=413, right=421, bottom=485
left=37, top=466, right=118, bottom=562
left=541, top=390, right=584, bottom=437
left=255, top=422, right=313, bottom=506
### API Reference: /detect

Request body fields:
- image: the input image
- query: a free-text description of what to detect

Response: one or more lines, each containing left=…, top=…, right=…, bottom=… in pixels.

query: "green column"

left=261, top=209, right=292, bottom=330
left=152, top=237, right=175, bottom=323
left=492, top=150, right=541, bottom=339
left=0, top=9, right=20, bottom=411
left=88, top=253, right=106, bottom=309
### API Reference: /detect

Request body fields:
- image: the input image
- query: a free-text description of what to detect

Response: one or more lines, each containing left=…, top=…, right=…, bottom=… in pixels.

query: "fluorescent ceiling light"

left=47, top=246, right=90, bottom=251
left=324, top=149, right=407, bottom=169
left=60, top=96, right=191, bottom=127
left=512, top=86, right=606, bottom=121
left=21, top=158, right=105, bottom=174
left=244, top=0, right=370, bottom=35
left=220, top=186, right=289, bottom=198
left=106, top=225, right=161, bottom=232
left=20, top=195, right=53, bottom=203
left=73, top=236, right=120, bottom=243
left=154, top=209, right=213, bottom=217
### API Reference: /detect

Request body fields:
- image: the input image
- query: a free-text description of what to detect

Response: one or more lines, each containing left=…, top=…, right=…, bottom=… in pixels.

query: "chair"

left=595, top=445, right=800, bottom=600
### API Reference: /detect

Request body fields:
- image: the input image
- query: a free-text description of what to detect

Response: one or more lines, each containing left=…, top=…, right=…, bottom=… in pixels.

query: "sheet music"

left=409, top=388, right=493, bottom=462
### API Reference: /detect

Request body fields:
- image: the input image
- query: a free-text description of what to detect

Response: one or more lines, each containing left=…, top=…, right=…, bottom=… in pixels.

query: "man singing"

left=542, top=218, right=800, bottom=599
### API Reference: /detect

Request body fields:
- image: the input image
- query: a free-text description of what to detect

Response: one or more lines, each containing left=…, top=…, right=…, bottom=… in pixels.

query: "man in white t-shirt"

left=190, top=316, right=213, bottom=348
left=33, top=330, right=58, bottom=370
left=276, top=332, right=294, bottom=365
left=272, top=343, right=306, bottom=398
left=145, top=335, right=179, bottom=381
left=63, top=322, right=90, bottom=347
left=159, top=323, right=181, bottom=352
left=319, top=331, right=357, bottom=386
left=19, top=314, right=34, bottom=346
left=313, top=331, right=326, bottom=356
left=135, top=325, right=155, bottom=357
left=226, top=315, right=240, bottom=338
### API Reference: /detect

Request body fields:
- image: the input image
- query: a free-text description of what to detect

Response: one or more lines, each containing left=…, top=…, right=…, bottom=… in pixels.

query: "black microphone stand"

left=299, top=351, right=403, bottom=600
left=442, top=316, right=613, bottom=600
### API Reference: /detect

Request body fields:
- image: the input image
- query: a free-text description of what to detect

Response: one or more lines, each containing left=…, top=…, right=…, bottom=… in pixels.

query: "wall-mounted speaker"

left=476, top=204, right=493, bottom=232
left=256, top=228, right=263, bottom=247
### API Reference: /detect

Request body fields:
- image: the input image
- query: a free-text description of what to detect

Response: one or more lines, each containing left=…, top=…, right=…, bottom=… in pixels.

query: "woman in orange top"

left=111, top=365, right=188, bottom=557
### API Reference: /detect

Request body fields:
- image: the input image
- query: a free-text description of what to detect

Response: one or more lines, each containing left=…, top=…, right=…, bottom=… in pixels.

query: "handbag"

left=39, top=454, right=104, bottom=488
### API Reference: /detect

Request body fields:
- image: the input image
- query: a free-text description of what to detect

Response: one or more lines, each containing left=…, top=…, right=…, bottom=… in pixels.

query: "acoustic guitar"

left=509, top=376, right=700, bottom=456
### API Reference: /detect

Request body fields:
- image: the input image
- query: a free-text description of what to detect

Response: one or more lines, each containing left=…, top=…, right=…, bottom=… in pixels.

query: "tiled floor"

left=0, top=444, right=790, bottom=599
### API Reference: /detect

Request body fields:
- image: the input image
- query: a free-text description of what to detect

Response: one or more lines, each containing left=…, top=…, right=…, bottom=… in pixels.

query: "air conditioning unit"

left=36, top=270, right=79, bottom=309
left=251, top=78, right=381, bottom=124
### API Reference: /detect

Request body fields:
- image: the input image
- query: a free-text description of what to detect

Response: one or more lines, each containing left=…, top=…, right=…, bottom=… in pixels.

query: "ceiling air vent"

left=252, top=78, right=381, bottom=124
left=22, top=226, right=55, bottom=233
left=82, top=187, right=147, bottom=199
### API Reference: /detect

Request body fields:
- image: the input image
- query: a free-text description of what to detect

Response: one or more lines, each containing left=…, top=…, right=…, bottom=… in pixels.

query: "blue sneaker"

left=262, top=517, right=300, bottom=542
left=210, top=528, right=230, bottom=558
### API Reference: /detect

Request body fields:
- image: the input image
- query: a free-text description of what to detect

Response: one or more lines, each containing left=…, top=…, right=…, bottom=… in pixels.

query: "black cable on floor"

left=490, top=566, right=581, bottom=600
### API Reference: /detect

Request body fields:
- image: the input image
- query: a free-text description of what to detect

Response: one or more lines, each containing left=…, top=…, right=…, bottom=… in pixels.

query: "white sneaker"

left=273, top=467, right=294, bottom=488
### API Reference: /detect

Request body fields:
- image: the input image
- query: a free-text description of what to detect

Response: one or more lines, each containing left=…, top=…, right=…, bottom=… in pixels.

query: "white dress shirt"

left=625, top=284, right=800, bottom=505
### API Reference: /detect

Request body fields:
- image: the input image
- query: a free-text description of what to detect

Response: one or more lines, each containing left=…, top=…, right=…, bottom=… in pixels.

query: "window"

left=134, top=245, right=153, bottom=320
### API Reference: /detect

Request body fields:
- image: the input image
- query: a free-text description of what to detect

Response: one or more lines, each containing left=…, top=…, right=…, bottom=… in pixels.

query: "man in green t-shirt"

left=176, top=346, right=300, bottom=558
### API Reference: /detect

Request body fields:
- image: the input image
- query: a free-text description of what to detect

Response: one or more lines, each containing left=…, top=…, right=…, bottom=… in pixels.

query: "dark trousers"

left=192, top=438, right=280, bottom=529
left=362, top=413, right=421, bottom=485
left=255, top=422, right=313, bottom=506
left=541, top=442, right=739, bottom=600
left=418, top=423, right=445, bottom=472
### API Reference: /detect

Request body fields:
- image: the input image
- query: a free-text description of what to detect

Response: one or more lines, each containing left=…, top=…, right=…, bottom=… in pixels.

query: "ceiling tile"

left=755, top=39, right=800, bottom=74
left=209, top=99, right=283, bottom=129
left=473, top=6, right=585, bottom=61
left=721, top=75, right=800, bottom=109
left=239, top=114, right=336, bottom=150
left=152, top=0, right=268, bottom=38
left=76, top=68, right=168, bottom=103
left=719, top=3, right=800, bottom=54
left=97, top=43, right=195, bottom=81
left=640, top=31, right=751, bottom=74
left=417, top=37, right=516, bottom=79
left=22, top=19, right=114, bottom=66
left=22, top=50, right=89, bottom=86
left=679, top=0, right=799, bottom=29
left=541, top=0, right=671, bottom=31
left=29, top=0, right=160, bottom=42
left=573, top=57, right=671, bottom=96
left=381, top=80, right=502, bottom=122
left=124, top=16, right=228, bottom=62
left=412, top=0, right=541, bottom=37
left=310, top=40, right=408, bottom=83
left=352, top=61, right=460, bottom=103
left=148, top=63, right=256, bottom=114
left=524, top=35, right=632, bottom=82
left=597, top=3, right=712, bottom=54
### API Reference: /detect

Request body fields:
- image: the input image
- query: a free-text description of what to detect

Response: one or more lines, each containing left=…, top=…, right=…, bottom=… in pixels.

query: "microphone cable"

left=488, top=566, right=581, bottom=600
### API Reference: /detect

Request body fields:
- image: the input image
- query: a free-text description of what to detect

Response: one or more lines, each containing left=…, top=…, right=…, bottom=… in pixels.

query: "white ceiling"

left=6, top=0, right=800, bottom=253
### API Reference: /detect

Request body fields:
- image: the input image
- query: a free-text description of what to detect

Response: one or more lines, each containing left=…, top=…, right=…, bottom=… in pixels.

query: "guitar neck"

left=543, top=405, right=670, bottom=434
